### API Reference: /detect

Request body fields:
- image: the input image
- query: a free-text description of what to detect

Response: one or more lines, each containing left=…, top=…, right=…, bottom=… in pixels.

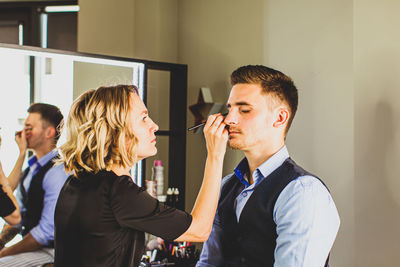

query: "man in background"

left=197, top=65, right=340, bottom=266
left=0, top=103, right=68, bottom=267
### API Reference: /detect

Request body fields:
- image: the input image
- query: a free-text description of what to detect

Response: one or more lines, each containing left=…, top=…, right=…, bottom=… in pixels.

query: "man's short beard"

left=228, top=140, right=243, bottom=150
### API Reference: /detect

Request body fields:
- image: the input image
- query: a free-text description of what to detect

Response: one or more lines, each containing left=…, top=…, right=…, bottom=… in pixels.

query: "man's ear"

left=45, top=127, right=56, bottom=140
left=273, top=107, right=289, bottom=129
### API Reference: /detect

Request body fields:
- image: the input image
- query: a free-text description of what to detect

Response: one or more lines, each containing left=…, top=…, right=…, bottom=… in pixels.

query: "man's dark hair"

left=230, top=65, right=298, bottom=135
left=28, top=103, right=64, bottom=143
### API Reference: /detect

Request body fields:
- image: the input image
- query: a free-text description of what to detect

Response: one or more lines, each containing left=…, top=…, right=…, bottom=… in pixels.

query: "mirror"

left=146, top=69, right=170, bottom=130
left=0, top=43, right=145, bottom=184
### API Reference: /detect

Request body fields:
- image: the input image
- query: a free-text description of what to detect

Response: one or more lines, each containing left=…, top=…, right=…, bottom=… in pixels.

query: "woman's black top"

left=54, top=170, right=192, bottom=267
left=0, top=184, right=16, bottom=218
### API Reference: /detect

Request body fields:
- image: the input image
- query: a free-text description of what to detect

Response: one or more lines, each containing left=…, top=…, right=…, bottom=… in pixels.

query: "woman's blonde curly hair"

left=59, top=85, right=139, bottom=176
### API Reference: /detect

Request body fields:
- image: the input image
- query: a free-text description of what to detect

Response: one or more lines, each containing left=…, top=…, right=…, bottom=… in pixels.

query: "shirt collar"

left=28, top=149, right=58, bottom=168
left=234, top=158, right=250, bottom=187
left=234, top=145, right=289, bottom=187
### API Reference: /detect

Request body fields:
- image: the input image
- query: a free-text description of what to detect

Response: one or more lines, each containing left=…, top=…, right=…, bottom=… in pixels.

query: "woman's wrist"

left=1, top=182, right=12, bottom=192
left=0, top=175, right=11, bottom=189
left=18, top=151, right=27, bottom=158
left=207, top=153, right=225, bottom=162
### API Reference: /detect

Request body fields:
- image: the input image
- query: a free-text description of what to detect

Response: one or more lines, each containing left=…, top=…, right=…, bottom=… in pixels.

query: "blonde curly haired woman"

left=54, top=85, right=228, bottom=267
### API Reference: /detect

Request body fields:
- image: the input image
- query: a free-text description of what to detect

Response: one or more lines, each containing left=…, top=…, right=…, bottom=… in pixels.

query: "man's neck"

left=34, top=145, right=56, bottom=160
left=244, top=142, right=285, bottom=185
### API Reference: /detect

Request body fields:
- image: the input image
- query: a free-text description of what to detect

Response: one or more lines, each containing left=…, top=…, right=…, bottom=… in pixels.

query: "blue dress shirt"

left=18, top=149, right=68, bottom=246
left=197, top=146, right=340, bottom=267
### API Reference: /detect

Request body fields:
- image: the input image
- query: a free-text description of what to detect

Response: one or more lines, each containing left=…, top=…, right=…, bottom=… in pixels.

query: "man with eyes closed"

left=197, top=65, right=340, bottom=267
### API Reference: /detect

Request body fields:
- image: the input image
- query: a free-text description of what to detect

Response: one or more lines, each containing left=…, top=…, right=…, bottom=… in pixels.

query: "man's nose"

left=224, top=111, right=237, bottom=125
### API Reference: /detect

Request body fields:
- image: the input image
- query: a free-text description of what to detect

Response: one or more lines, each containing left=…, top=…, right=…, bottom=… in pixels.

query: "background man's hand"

left=15, top=130, right=27, bottom=155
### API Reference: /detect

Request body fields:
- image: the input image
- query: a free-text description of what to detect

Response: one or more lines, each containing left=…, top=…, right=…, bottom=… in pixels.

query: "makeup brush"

left=188, top=112, right=228, bottom=131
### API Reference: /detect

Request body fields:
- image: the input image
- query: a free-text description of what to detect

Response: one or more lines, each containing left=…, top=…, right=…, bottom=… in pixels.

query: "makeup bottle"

left=145, top=179, right=157, bottom=198
left=166, top=188, right=174, bottom=207
left=152, top=160, right=164, bottom=196
left=173, top=188, right=179, bottom=207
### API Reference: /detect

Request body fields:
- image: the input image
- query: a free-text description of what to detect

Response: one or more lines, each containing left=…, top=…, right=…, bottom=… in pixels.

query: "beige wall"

left=134, top=0, right=178, bottom=63
left=178, top=0, right=265, bottom=219
left=78, top=0, right=135, bottom=57
left=78, top=0, right=400, bottom=266
left=354, top=1, right=400, bottom=266
left=264, top=1, right=354, bottom=266
left=79, top=0, right=178, bottom=62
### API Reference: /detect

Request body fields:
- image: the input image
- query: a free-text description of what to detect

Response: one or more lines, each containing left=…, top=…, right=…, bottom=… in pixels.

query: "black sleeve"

left=110, top=175, right=192, bottom=241
left=0, top=184, right=16, bottom=218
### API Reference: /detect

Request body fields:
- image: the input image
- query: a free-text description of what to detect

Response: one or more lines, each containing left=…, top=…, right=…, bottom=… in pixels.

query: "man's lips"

left=229, top=130, right=241, bottom=135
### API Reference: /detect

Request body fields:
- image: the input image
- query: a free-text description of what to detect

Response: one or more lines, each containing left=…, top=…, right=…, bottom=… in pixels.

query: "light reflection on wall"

left=34, top=56, right=74, bottom=146
left=0, top=51, right=30, bottom=247
left=0, top=51, right=30, bottom=175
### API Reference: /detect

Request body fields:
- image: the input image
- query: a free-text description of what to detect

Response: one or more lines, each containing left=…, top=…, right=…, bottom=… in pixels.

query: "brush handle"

left=187, top=112, right=228, bottom=131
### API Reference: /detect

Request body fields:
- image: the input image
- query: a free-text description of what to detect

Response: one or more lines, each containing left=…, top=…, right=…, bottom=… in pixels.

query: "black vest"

left=218, top=158, right=330, bottom=267
left=20, top=155, right=57, bottom=246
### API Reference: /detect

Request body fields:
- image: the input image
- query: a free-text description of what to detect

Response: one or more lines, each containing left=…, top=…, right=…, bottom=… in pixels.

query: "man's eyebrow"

left=226, top=102, right=252, bottom=108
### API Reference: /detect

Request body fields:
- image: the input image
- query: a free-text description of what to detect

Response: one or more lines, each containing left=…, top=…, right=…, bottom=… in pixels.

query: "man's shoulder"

left=290, top=175, right=326, bottom=189
left=278, top=175, right=331, bottom=206
left=42, top=164, right=68, bottom=189
left=46, top=163, right=67, bottom=176
left=284, top=158, right=329, bottom=188
left=285, top=158, right=315, bottom=177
